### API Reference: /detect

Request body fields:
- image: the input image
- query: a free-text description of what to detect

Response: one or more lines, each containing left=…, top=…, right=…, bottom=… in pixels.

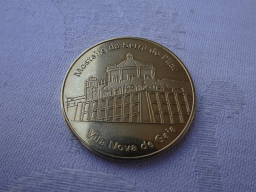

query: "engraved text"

left=108, top=141, right=137, bottom=152
left=123, top=42, right=146, bottom=51
left=87, top=129, right=106, bottom=146
left=74, top=48, right=107, bottom=77
left=161, top=54, right=178, bottom=71
left=155, top=127, right=176, bottom=143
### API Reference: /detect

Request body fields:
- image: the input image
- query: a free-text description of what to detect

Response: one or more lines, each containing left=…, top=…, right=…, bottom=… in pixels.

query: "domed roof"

left=116, top=53, right=148, bottom=67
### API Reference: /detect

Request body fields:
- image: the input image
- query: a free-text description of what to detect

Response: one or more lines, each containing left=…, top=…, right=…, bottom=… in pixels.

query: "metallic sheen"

left=61, top=37, right=196, bottom=160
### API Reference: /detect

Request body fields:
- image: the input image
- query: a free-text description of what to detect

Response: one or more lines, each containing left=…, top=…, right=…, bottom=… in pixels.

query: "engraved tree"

left=108, top=82, right=121, bottom=95
left=157, top=78, right=191, bottom=93
left=131, top=77, right=144, bottom=91
left=144, top=78, right=158, bottom=91
left=122, top=80, right=133, bottom=93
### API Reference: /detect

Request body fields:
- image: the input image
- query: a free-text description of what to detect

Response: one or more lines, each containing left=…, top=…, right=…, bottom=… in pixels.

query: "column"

left=105, top=99, right=108, bottom=121
left=96, top=99, right=101, bottom=121
left=182, top=89, right=190, bottom=114
left=165, top=93, right=174, bottom=124
left=129, top=93, right=133, bottom=122
left=146, top=92, right=155, bottom=123
left=121, top=94, right=124, bottom=122
left=113, top=96, right=116, bottom=122
left=155, top=92, right=164, bottom=123
left=119, top=69, right=122, bottom=83
left=174, top=92, right=184, bottom=123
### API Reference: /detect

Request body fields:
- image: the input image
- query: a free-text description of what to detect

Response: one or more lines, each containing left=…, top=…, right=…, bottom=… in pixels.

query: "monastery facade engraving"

left=66, top=53, right=192, bottom=124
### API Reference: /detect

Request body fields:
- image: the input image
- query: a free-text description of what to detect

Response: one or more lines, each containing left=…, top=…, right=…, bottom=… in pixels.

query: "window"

left=112, top=76, right=118, bottom=82
left=127, top=74, right=134, bottom=81
left=144, top=74, right=150, bottom=79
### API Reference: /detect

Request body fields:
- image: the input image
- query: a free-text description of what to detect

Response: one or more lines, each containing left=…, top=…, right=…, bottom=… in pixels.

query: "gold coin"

left=61, top=37, right=196, bottom=160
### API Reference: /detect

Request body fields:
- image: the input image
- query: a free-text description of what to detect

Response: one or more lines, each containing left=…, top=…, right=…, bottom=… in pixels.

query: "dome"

left=126, top=52, right=133, bottom=59
left=116, top=53, right=147, bottom=68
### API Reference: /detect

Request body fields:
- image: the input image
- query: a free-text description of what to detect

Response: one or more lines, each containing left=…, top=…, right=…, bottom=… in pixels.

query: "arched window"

left=127, top=74, right=134, bottom=81
left=112, top=76, right=118, bottom=82
left=144, top=74, right=150, bottom=79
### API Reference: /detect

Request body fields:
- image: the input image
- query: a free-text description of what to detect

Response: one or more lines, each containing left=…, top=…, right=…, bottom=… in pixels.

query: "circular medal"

left=61, top=37, right=196, bottom=160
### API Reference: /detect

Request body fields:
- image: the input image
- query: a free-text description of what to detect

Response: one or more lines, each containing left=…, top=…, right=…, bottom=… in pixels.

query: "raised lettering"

left=129, top=43, right=134, bottom=48
left=149, top=48, right=160, bottom=56
left=155, top=135, right=163, bottom=143
left=169, top=127, right=176, bottom=132
left=109, top=44, right=120, bottom=50
left=161, top=55, right=177, bottom=71
left=84, top=59, right=90, bottom=65
left=87, top=128, right=97, bottom=138
left=136, top=44, right=141, bottom=49
left=109, top=141, right=137, bottom=152
left=109, top=44, right=115, bottom=50
left=118, top=145, right=124, bottom=151
left=131, top=145, right=137, bottom=151
left=81, top=64, right=86, bottom=69
left=141, top=46, right=146, bottom=51
left=101, top=48, right=107, bottom=53
left=141, top=140, right=148, bottom=149
left=123, top=42, right=146, bottom=51
left=74, top=48, right=107, bottom=77
left=109, top=140, right=118, bottom=149
left=73, top=68, right=83, bottom=77
left=155, top=127, right=176, bottom=143
left=87, top=129, right=106, bottom=146
left=123, top=42, right=129, bottom=48
left=147, top=141, right=154, bottom=148
left=123, top=145, right=131, bottom=152
left=93, top=135, right=100, bottom=142
left=161, top=54, right=173, bottom=64
left=163, top=132, right=169, bottom=139
left=91, top=54, right=96, bottom=59
left=98, top=139, right=105, bottom=146
left=141, top=140, right=155, bottom=149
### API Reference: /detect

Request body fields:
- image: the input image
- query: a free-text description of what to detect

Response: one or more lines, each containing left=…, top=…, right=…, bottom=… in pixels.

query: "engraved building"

left=66, top=53, right=192, bottom=124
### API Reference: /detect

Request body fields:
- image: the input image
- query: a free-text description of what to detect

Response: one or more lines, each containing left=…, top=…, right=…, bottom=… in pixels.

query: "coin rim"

left=60, top=37, right=196, bottom=160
